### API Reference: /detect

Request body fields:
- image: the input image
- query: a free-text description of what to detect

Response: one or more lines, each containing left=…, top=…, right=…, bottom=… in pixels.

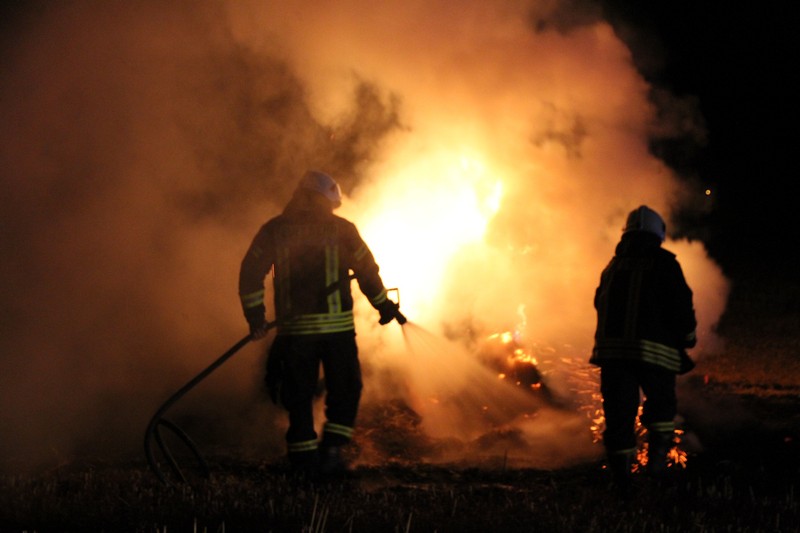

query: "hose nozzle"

left=387, top=288, right=408, bottom=325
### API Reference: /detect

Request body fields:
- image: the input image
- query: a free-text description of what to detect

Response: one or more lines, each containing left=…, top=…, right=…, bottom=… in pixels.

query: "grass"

left=1, top=277, right=798, bottom=532
left=2, top=452, right=798, bottom=532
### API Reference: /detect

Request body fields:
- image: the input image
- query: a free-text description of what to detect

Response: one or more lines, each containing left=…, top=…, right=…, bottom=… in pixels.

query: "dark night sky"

left=601, top=1, right=799, bottom=283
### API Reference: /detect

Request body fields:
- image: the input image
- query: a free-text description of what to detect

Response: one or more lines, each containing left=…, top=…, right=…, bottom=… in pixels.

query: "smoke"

left=0, top=0, right=727, bottom=473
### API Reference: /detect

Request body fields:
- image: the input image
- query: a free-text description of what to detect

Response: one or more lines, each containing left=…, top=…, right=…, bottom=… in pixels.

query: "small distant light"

left=705, top=189, right=711, bottom=196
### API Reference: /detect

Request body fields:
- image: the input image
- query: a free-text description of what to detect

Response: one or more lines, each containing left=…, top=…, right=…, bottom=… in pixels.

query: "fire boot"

left=646, top=430, right=673, bottom=477
left=319, top=445, right=349, bottom=478
left=607, top=451, right=633, bottom=497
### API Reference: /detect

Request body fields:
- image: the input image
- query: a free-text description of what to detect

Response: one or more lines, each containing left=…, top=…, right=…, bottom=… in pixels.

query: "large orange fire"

left=338, top=128, right=701, bottom=468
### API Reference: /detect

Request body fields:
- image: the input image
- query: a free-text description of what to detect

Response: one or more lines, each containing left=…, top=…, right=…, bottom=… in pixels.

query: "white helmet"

left=623, top=205, right=666, bottom=241
left=299, top=170, right=342, bottom=208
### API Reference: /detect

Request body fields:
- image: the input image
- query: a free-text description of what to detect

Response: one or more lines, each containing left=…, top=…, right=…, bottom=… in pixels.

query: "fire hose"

left=143, top=289, right=405, bottom=485
left=143, top=325, right=273, bottom=485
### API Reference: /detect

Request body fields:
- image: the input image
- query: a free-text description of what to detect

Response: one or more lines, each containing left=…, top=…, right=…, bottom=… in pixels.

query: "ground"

left=1, top=277, right=798, bottom=532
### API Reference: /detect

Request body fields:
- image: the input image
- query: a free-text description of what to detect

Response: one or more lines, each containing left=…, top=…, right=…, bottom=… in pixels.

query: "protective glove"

left=377, top=299, right=406, bottom=325
left=265, top=350, right=285, bottom=405
left=244, top=305, right=267, bottom=338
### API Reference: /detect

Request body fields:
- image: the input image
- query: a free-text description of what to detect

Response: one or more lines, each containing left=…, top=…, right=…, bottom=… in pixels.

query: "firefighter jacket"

left=239, top=196, right=390, bottom=336
left=591, top=232, right=697, bottom=373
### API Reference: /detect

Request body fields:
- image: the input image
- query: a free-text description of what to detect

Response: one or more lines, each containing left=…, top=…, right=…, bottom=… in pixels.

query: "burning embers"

left=478, top=330, right=549, bottom=396
left=478, top=332, right=691, bottom=473
left=593, top=405, right=690, bottom=473
left=359, top=322, right=688, bottom=470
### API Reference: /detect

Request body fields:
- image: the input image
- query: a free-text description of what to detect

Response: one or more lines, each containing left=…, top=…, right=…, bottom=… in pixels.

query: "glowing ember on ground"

left=589, top=405, right=690, bottom=473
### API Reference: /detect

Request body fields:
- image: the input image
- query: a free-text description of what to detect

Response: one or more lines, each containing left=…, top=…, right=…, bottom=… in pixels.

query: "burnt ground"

left=1, top=275, right=799, bottom=532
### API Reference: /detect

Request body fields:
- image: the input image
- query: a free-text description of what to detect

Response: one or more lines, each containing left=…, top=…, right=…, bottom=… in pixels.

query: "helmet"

left=623, top=205, right=666, bottom=241
left=299, top=170, right=342, bottom=208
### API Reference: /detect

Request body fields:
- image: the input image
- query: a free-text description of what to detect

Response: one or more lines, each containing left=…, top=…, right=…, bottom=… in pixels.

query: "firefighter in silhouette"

left=239, top=170, right=405, bottom=476
left=591, top=205, right=697, bottom=493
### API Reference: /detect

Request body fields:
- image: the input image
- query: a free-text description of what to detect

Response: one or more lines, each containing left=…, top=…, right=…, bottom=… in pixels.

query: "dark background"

left=601, top=1, right=798, bottom=285
left=2, top=2, right=795, bottom=285
left=4, top=1, right=795, bottom=281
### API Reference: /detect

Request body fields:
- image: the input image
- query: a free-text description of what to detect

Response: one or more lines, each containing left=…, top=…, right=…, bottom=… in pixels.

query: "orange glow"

left=490, top=331, right=515, bottom=344
left=349, top=149, right=503, bottom=322
left=0, top=0, right=734, bottom=471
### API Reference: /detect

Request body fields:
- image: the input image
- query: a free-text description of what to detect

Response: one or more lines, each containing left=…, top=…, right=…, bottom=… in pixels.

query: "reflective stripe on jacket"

left=239, top=202, right=387, bottom=336
left=591, top=233, right=697, bottom=373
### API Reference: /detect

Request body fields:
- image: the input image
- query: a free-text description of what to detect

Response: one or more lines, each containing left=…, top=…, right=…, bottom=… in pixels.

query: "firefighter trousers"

left=599, top=361, right=676, bottom=454
left=268, top=331, right=363, bottom=461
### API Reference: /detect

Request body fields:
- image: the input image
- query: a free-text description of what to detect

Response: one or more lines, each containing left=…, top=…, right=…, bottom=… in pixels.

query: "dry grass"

left=1, top=449, right=798, bottom=532
left=1, top=277, right=798, bottom=532
left=704, top=275, right=800, bottom=389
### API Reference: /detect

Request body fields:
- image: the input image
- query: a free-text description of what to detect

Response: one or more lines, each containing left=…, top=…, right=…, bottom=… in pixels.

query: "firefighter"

left=590, top=205, right=697, bottom=493
left=239, top=170, right=405, bottom=477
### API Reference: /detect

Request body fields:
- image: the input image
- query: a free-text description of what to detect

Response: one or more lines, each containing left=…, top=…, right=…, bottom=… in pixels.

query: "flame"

left=588, top=404, right=690, bottom=473
left=550, top=356, right=690, bottom=471
left=345, top=147, right=503, bottom=322
left=489, top=331, right=515, bottom=344
left=481, top=321, right=547, bottom=389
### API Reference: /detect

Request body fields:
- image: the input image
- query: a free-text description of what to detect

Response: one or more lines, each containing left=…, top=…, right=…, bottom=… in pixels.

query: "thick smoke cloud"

left=0, top=0, right=726, bottom=473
